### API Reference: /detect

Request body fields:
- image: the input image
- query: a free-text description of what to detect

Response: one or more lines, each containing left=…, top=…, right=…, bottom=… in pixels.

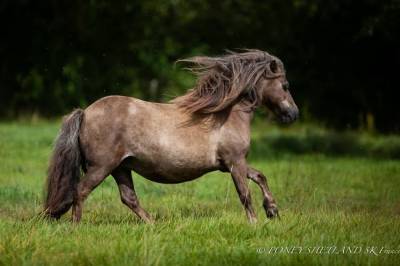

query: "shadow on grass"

left=251, top=130, right=400, bottom=160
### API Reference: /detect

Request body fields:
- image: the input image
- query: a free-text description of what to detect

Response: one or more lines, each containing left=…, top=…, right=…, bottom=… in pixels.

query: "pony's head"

left=257, top=57, right=299, bottom=123
left=174, top=49, right=298, bottom=123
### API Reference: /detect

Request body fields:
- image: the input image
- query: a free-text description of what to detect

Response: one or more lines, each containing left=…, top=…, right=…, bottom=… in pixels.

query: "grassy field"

left=0, top=120, right=399, bottom=265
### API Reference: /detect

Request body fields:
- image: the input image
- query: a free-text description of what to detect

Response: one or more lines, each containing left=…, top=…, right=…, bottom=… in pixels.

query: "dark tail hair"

left=44, top=109, right=84, bottom=219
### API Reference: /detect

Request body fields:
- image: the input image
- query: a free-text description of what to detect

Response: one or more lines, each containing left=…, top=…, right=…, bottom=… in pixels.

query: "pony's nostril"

left=285, top=108, right=298, bottom=122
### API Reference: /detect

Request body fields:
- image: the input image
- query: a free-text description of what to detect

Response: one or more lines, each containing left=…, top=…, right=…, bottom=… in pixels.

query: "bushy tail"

left=44, top=109, right=84, bottom=219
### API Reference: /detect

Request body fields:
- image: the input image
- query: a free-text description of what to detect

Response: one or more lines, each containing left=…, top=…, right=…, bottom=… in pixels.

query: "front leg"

left=247, top=167, right=279, bottom=219
left=229, top=159, right=257, bottom=223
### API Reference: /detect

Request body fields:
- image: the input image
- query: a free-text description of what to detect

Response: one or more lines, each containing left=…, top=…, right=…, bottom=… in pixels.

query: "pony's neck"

left=227, top=102, right=255, bottom=127
left=178, top=100, right=255, bottom=130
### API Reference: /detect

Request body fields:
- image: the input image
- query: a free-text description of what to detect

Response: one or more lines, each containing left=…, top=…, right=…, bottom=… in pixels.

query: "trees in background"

left=0, top=0, right=399, bottom=131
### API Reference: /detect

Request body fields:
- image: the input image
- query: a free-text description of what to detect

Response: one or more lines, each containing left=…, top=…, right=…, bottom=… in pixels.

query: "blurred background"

left=0, top=0, right=399, bottom=132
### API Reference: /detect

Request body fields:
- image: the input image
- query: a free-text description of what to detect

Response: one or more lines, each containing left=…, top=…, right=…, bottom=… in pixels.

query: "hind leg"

left=112, top=167, right=153, bottom=223
left=72, top=166, right=109, bottom=223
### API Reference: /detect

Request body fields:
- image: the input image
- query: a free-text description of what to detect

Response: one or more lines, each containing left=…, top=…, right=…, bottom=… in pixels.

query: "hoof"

left=266, top=206, right=279, bottom=219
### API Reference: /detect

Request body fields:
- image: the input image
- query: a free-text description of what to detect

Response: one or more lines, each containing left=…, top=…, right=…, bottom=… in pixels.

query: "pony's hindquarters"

left=44, top=109, right=84, bottom=219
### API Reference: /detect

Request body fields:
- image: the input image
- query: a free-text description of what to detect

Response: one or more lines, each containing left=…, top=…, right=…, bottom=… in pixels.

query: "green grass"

left=0, top=120, right=400, bottom=265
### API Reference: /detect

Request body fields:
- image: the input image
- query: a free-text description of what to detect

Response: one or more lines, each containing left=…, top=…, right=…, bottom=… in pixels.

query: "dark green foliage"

left=0, top=0, right=399, bottom=131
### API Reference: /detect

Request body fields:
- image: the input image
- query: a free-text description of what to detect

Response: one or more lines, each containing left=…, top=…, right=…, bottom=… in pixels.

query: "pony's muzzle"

left=287, top=107, right=299, bottom=121
left=278, top=100, right=299, bottom=123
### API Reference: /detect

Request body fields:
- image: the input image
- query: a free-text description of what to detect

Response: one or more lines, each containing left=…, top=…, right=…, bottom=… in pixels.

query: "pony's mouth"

left=279, top=115, right=296, bottom=124
left=277, top=108, right=299, bottom=124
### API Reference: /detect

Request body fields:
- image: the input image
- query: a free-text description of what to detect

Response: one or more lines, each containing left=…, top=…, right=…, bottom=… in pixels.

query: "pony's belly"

left=120, top=156, right=219, bottom=184
left=136, top=172, right=205, bottom=184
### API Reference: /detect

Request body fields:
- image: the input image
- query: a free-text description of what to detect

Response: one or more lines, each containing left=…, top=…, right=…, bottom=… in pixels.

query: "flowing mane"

left=172, top=49, right=284, bottom=115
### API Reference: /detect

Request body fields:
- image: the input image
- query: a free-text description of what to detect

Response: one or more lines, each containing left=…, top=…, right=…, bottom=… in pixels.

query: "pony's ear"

left=270, top=60, right=278, bottom=73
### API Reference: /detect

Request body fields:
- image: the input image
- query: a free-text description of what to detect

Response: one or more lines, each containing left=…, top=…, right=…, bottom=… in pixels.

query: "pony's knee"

left=248, top=168, right=267, bottom=183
